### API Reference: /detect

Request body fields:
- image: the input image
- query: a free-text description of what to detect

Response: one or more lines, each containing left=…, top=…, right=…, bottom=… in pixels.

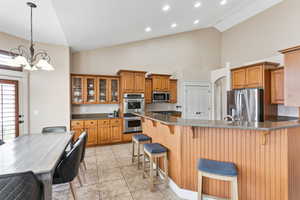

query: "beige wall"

left=221, top=0, right=300, bottom=67
left=72, top=28, right=222, bottom=81
left=0, top=32, right=70, bottom=133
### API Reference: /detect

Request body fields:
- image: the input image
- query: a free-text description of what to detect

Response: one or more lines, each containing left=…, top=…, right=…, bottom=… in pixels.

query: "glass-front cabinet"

left=71, top=75, right=119, bottom=104
left=71, top=76, right=84, bottom=104
left=85, top=77, right=97, bottom=104
left=98, top=78, right=108, bottom=103
left=110, top=78, right=119, bottom=103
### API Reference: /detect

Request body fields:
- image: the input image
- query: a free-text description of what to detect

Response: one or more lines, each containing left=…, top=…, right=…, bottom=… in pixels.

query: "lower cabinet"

left=71, top=118, right=123, bottom=146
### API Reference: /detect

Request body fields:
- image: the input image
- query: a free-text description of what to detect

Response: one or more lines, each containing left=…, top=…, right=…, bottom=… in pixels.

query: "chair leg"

left=137, top=142, right=141, bottom=169
left=232, top=177, right=239, bottom=200
left=132, top=140, right=135, bottom=163
left=142, top=151, right=146, bottom=179
left=150, top=155, right=154, bottom=192
left=80, top=164, right=87, bottom=183
left=156, top=157, right=159, bottom=176
left=198, top=171, right=203, bottom=200
left=77, top=175, right=83, bottom=187
left=83, top=160, right=87, bottom=170
left=164, top=154, right=168, bottom=188
left=69, top=181, right=78, bottom=200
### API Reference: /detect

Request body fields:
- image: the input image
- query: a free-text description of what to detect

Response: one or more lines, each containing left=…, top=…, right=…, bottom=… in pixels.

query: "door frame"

left=0, top=69, right=29, bottom=136
left=182, top=81, right=211, bottom=119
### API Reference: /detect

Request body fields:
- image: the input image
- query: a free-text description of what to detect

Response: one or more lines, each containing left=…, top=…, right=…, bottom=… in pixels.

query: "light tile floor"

left=53, top=143, right=185, bottom=200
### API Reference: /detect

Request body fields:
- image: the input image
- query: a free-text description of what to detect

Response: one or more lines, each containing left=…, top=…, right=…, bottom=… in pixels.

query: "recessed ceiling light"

left=194, top=1, right=202, bottom=8
left=220, top=0, right=227, bottom=5
left=193, top=20, right=200, bottom=25
left=162, top=4, right=171, bottom=12
left=145, top=27, right=152, bottom=32
left=171, top=23, right=177, bottom=28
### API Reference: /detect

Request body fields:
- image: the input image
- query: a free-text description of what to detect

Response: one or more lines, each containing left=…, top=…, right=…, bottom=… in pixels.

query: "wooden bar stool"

left=142, top=143, right=168, bottom=192
left=132, top=134, right=152, bottom=169
left=198, top=158, right=238, bottom=200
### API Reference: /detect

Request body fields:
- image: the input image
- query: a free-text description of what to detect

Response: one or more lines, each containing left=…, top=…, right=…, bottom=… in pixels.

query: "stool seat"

left=133, top=134, right=152, bottom=142
left=144, top=143, right=167, bottom=154
left=198, top=159, right=238, bottom=177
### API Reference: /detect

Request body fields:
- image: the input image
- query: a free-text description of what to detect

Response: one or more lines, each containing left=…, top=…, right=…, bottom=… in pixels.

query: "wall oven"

left=152, top=92, right=170, bottom=103
left=123, top=116, right=142, bottom=133
left=123, top=93, right=145, bottom=113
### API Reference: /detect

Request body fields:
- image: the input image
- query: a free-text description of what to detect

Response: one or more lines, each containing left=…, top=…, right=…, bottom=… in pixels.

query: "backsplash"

left=146, top=103, right=178, bottom=111
left=72, top=104, right=119, bottom=114
left=278, top=105, right=299, bottom=117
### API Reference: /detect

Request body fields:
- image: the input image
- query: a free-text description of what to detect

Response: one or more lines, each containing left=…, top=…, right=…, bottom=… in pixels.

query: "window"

left=0, top=50, right=22, bottom=72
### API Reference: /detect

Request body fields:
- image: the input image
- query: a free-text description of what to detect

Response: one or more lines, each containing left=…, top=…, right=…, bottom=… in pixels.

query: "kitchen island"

left=135, top=112, right=300, bottom=200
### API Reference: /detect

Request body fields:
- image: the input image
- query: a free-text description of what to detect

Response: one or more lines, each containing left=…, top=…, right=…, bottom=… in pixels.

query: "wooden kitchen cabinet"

left=111, top=119, right=122, bottom=142
left=169, top=79, right=177, bottom=103
left=148, top=74, right=171, bottom=92
left=280, top=45, right=300, bottom=107
left=246, top=65, right=263, bottom=88
left=271, top=68, right=284, bottom=104
left=84, top=120, right=98, bottom=146
left=118, top=70, right=147, bottom=93
left=71, top=120, right=84, bottom=141
left=145, top=78, right=152, bottom=104
left=71, top=74, right=119, bottom=104
left=231, top=68, right=246, bottom=89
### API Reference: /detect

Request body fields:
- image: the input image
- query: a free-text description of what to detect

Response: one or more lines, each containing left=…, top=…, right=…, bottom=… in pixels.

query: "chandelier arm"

left=33, top=50, right=50, bottom=63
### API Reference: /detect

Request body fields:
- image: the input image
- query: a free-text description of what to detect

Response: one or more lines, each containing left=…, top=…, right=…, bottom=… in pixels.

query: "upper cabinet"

left=280, top=46, right=300, bottom=107
left=71, top=74, right=120, bottom=104
left=231, top=62, right=279, bottom=89
left=169, top=79, right=177, bottom=103
left=71, top=76, right=84, bottom=104
left=118, top=70, right=146, bottom=93
left=271, top=68, right=284, bottom=104
left=145, top=78, right=152, bottom=104
left=148, top=74, right=171, bottom=92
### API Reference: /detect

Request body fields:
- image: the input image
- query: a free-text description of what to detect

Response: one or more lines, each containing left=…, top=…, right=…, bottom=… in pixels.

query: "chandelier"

left=10, top=2, right=54, bottom=71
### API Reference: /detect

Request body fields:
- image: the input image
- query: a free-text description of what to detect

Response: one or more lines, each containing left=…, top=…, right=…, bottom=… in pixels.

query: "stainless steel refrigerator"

left=227, top=88, right=264, bottom=122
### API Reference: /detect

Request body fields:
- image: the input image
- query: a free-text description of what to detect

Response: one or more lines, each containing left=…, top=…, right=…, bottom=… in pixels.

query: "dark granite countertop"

left=134, top=112, right=300, bottom=131
left=72, top=113, right=120, bottom=120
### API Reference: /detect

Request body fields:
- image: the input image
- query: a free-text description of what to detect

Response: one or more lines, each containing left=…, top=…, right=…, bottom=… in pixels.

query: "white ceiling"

left=0, top=0, right=282, bottom=51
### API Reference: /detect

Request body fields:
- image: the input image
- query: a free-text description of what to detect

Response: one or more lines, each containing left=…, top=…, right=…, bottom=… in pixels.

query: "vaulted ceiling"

left=0, top=0, right=282, bottom=51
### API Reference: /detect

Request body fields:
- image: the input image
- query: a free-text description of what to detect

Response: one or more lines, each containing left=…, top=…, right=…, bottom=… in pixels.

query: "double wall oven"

left=123, top=93, right=144, bottom=133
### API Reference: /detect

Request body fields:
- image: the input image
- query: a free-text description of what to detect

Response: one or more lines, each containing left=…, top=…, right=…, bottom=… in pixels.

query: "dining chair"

left=52, top=135, right=84, bottom=200
left=78, top=132, right=88, bottom=170
left=0, top=171, right=43, bottom=200
left=42, top=126, right=67, bottom=133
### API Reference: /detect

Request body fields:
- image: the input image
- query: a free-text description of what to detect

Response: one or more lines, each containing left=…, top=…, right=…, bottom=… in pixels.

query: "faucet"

left=224, top=115, right=235, bottom=122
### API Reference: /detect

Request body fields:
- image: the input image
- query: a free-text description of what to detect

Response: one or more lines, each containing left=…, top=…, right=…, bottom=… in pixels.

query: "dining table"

left=0, top=132, right=73, bottom=200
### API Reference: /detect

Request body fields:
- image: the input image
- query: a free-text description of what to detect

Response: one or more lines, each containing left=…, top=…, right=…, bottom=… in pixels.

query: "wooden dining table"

left=0, top=132, right=73, bottom=200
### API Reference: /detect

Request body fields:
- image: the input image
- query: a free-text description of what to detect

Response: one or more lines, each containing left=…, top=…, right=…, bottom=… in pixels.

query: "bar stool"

left=132, top=134, right=152, bottom=169
left=198, top=158, right=238, bottom=200
left=142, top=143, right=168, bottom=192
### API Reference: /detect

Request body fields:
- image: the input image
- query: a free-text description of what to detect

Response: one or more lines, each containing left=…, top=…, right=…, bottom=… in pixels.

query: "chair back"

left=42, top=126, right=67, bottom=133
left=0, top=171, right=43, bottom=200
left=78, top=132, right=88, bottom=162
left=54, top=135, right=84, bottom=183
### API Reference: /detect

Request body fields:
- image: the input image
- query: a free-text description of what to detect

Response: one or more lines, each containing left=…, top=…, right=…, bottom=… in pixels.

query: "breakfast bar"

left=135, top=112, right=300, bottom=200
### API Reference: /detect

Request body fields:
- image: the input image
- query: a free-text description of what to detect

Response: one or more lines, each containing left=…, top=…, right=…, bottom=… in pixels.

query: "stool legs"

left=232, top=177, right=239, bottom=200
left=164, top=154, right=168, bottom=187
left=131, top=141, right=135, bottom=164
left=149, top=155, right=154, bottom=191
left=198, top=171, right=203, bottom=200
left=137, top=143, right=141, bottom=169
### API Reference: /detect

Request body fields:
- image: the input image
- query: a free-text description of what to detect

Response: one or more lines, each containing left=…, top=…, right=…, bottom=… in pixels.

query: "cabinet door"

left=84, top=120, right=98, bottom=146
left=98, top=120, right=111, bottom=144
left=152, top=77, right=162, bottom=91
left=71, top=120, right=84, bottom=141
left=71, top=76, right=84, bottom=104
left=134, top=73, right=145, bottom=93
left=271, top=69, right=284, bottom=104
left=98, top=78, right=109, bottom=103
left=145, top=79, right=152, bottom=104
left=232, top=69, right=246, bottom=89
left=246, top=66, right=263, bottom=88
left=121, top=72, right=135, bottom=92
left=84, top=77, right=97, bottom=104
left=111, top=121, right=122, bottom=143
left=110, top=78, right=119, bottom=103
left=169, top=80, right=177, bottom=103
left=161, top=77, right=170, bottom=91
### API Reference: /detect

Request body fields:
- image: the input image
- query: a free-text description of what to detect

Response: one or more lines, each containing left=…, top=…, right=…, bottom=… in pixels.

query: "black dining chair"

left=52, top=134, right=84, bottom=200
left=79, top=132, right=88, bottom=170
left=42, top=126, right=67, bottom=133
left=0, top=171, right=43, bottom=200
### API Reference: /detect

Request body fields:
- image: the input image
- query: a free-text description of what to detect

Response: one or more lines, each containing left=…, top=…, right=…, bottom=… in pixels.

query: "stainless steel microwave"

left=152, top=92, right=170, bottom=103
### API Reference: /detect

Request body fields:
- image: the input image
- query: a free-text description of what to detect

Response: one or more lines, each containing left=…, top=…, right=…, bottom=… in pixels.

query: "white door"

left=183, top=82, right=211, bottom=119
